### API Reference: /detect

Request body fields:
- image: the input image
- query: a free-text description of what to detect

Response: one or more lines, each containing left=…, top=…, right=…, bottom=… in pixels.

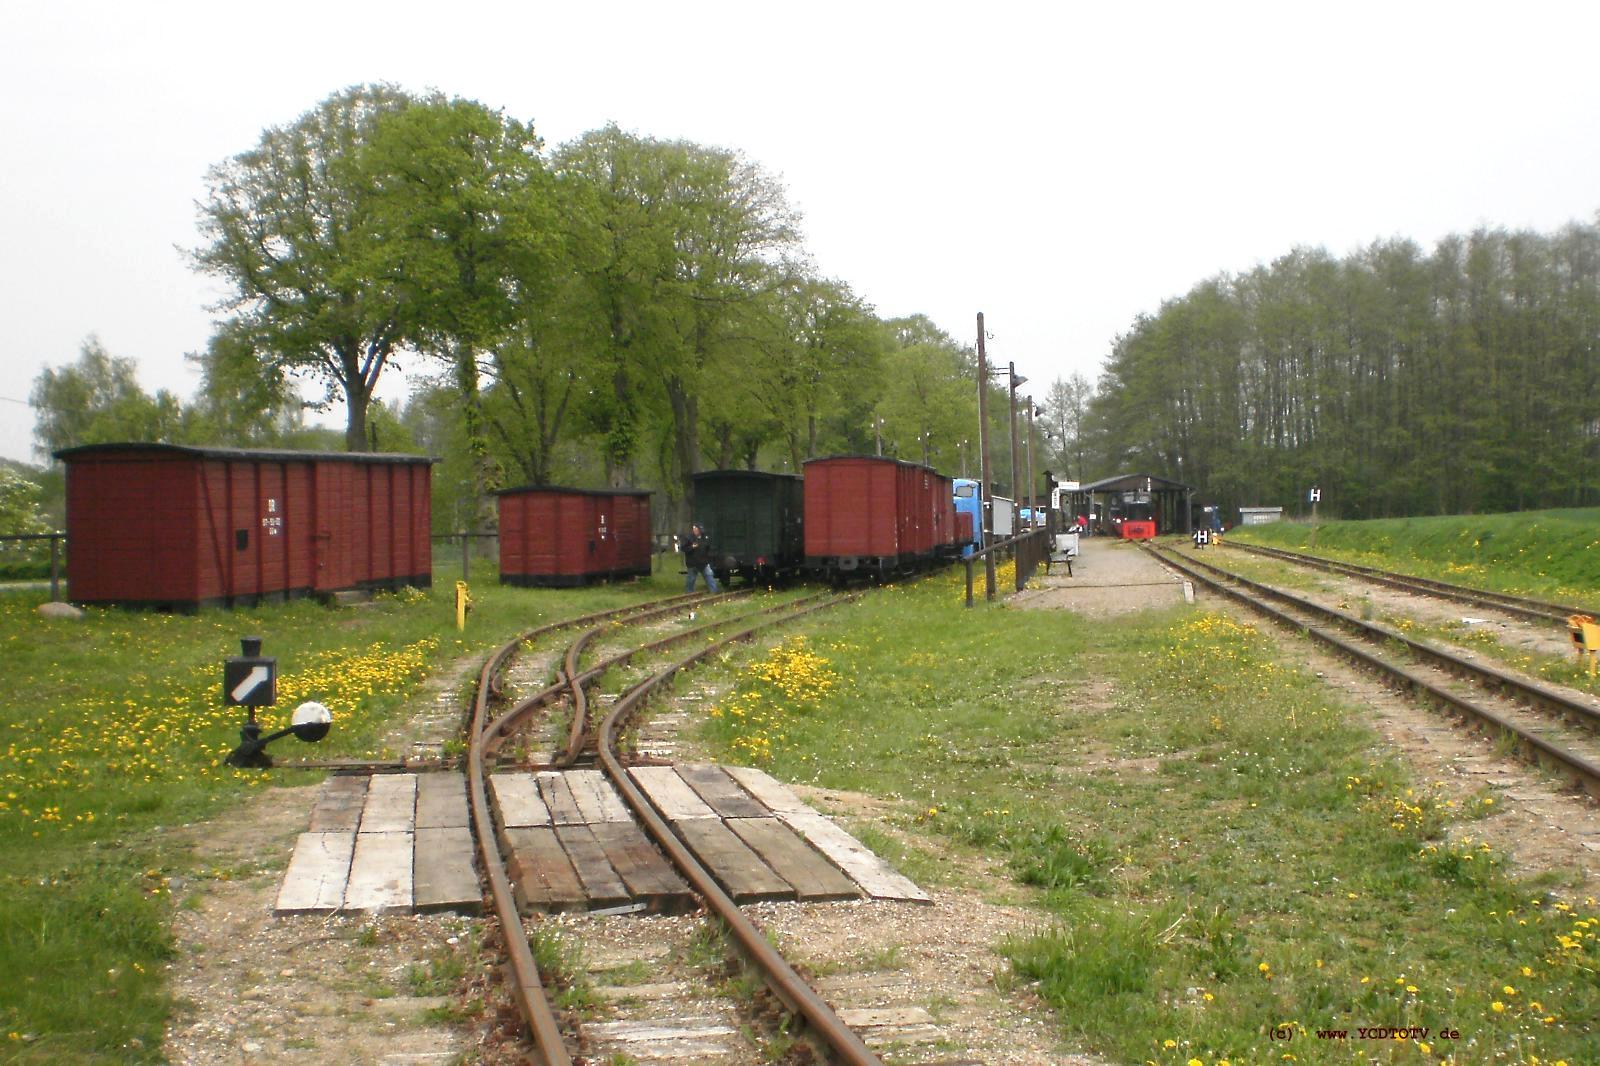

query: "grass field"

left=700, top=566, right=1600, bottom=1065
left=4, top=540, right=1599, bottom=1064
left=1226, top=508, right=1600, bottom=605
left=0, top=558, right=684, bottom=1062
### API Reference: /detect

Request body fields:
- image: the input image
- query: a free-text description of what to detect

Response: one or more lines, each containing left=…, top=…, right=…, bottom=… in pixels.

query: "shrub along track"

left=1146, top=544, right=1600, bottom=801
left=1221, top=539, right=1596, bottom=625
left=464, top=588, right=896, bottom=1065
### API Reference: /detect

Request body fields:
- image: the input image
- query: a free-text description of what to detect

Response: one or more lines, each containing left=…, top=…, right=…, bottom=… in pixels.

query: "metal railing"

left=0, top=532, right=66, bottom=600
left=963, top=527, right=1050, bottom=606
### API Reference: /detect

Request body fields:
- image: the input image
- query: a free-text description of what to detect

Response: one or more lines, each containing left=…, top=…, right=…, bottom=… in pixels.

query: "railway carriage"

left=497, top=486, right=652, bottom=587
left=803, top=455, right=955, bottom=582
left=691, top=469, right=805, bottom=586
left=55, top=443, right=433, bottom=609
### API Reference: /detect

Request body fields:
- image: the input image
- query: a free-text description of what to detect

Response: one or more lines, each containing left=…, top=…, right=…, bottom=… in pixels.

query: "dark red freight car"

left=497, top=486, right=652, bottom=587
left=804, top=455, right=952, bottom=581
left=55, top=444, right=433, bottom=609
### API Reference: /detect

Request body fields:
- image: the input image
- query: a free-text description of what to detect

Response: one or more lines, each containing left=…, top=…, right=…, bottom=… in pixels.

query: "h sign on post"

left=1308, top=487, right=1322, bottom=503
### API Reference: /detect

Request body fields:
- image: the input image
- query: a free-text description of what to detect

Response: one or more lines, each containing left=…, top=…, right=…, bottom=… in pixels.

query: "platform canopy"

left=1077, top=472, right=1195, bottom=534
left=1078, top=472, right=1191, bottom=494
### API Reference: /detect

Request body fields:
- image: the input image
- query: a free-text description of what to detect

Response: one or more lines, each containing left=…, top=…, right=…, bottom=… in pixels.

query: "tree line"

left=1084, top=225, right=1600, bottom=520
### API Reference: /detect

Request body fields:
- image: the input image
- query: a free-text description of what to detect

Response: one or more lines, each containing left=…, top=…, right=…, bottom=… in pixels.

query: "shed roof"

left=54, top=442, right=435, bottom=465
left=1079, top=472, right=1191, bottom=493
left=495, top=484, right=651, bottom=497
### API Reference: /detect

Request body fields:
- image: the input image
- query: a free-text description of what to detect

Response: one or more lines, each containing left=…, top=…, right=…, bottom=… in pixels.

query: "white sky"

left=4, top=0, right=1598, bottom=464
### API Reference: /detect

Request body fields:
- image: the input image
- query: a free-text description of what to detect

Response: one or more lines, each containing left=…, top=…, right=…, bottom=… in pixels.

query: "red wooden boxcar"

left=497, top=486, right=652, bottom=587
left=803, top=456, right=954, bottom=580
left=56, top=443, right=433, bottom=609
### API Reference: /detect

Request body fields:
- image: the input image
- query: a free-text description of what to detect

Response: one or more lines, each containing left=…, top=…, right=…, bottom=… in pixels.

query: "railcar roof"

left=53, top=442, right=436, bottom=465
left=494, top=484, right=651, bottom=497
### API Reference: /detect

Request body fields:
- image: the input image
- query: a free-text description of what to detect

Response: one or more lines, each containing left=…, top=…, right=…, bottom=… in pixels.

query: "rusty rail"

left=1147, top=543, right=1600, bottom=800
left=591, top=594, right=886, bottom=1065
left=1223, top=539, right=1591, bottom=625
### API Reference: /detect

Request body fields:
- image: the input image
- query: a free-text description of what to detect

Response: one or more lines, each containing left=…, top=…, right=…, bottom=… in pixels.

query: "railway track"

left=1222, top=539, right=1594, bottom=626
left=1145, top=543, right=1600, bottom=802
left=464, top=589, right=892, bottom=1065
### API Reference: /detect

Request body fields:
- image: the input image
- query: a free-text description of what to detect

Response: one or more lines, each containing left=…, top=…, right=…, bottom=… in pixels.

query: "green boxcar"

left=691, top=470, right=805, bottom=585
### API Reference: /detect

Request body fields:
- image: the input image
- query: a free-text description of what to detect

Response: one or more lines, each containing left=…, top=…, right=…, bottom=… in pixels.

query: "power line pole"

left=976, top=313, right=994, bottom=600
left=1008, top=362, right=1021, bottom=510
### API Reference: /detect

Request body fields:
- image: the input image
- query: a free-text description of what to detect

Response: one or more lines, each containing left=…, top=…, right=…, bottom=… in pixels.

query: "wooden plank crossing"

left=345, top=831, right=413, bottom=912
left=726, top=817, right=861, bottom=902
left=307, top=774, right=367, bottom=831
left=674, top=818, right=795, bottom=902
left=278, top=766, right=924, bottom=916
left=490, top=772, right=551, bottom=827
left=629, top=765, right=719, bottom=820
left=416, top=773, right=469, bottom=829
left=677, top=763, right=769, bottom=818
left=413, top=827, right=480, bottom=913
left=275, top=831, right=355, bottom=913
left=503, top=825, right=586, bottom=910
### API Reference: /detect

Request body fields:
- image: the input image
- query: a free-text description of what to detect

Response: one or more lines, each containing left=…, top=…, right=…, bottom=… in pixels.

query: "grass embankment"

left=0, top=559, right=682, bottom=1063
left=701, top=567, right=1599, bottom=1065
left=1227, top=509, right=1600, bottom=605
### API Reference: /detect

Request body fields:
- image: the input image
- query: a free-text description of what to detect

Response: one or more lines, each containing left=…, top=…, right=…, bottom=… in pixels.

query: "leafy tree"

left=362, top=94, right=562, bottom=511
left=185, top=319, right=304, bottom=445
left=30, top=337, right=190, bottom=458
left=192, top=84, right=416, bottom=451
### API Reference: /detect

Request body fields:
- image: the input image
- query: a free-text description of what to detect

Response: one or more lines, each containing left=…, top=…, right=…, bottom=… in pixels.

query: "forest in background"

left=13, top=84, right=1600, bottom=538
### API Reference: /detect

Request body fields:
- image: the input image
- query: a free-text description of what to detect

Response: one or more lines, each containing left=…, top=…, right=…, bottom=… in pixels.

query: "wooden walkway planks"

left=726, top=818, right=861, bottom=902
left=629, top=765, right=719, bottom=820
left=588, top=822, right=691, bottom=905
left=278, top=765, right=926, bottom=917
left=503, top=826, right=586, bottom=910
left=490, top=772, right=551, bottom=827
left=778, top=811, right=930, bottom=904
left=413, top=827, right=480, bottom=913
left=360, top=773, right=417, bottom=833
left=345, top=831, right=413, bottom=912
left=674, top=818, right=794, bottom=902
left=677, top=763, right=768, bottom=819
left=723, top=766, right=930, bottom=903
left=307, top=775, right=368, bottom=831
left=416, top=773, right=469, bottom=829
left=275, top=831, right=355, bottom=914
left=566, top=769, right=634, bottom=823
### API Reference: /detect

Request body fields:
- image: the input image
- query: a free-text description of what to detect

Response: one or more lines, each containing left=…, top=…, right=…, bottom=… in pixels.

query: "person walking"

left=681, top=522, right=720, bottom=593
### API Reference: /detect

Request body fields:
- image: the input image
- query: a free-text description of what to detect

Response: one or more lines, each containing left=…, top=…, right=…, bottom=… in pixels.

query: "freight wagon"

left=497, top=486, right=652, bottom=587
left=690, top=469, right=804, bottom=586
left=55, top=443, right=433, bottom=609
left=802, top=456, right=959, bottom=582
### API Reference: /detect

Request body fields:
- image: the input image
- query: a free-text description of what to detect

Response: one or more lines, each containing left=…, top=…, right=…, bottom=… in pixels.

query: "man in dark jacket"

left=681, top=522, right=720, bottom=593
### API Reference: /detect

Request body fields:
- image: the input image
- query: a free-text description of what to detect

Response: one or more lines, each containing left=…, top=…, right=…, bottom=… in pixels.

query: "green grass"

left=0, top=556, right=682, bottom=1062
left=1226, top=508, right=1600, bottom=604
left=10, top=543, right=1600, bottom=1063
left=694, top=567, right=1600, bottom=1065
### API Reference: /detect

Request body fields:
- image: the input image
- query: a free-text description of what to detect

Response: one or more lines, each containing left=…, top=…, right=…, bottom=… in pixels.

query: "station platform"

left=1017, top=536, right=1188, bottom=615
left=274, top=765, right=927, bottom=916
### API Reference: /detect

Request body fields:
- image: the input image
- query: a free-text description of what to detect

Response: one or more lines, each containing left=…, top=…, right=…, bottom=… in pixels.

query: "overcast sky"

left=4, top=1, right=1598, bottom=465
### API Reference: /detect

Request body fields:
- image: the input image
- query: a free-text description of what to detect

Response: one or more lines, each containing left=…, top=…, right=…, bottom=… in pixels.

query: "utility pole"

left=1007, top=362, right=1026, bottom=511
left=874, top=418, right=883, bottom=457
left=976, top=313, right=995, bottom=600
left=1025, top=397, right=1036, bottom=524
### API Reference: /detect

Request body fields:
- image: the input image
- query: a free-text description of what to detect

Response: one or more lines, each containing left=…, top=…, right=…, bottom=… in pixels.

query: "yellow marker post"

left=1568, top=615, right=1599, bottom=675
left=455, top=581, right=471, bottom=631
